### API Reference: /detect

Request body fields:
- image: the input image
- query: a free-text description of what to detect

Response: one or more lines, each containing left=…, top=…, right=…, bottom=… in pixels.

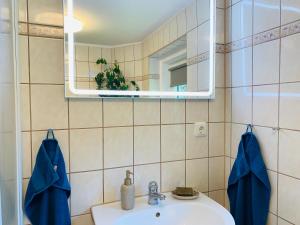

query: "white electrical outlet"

left=193, top=122, right=207, bottom=137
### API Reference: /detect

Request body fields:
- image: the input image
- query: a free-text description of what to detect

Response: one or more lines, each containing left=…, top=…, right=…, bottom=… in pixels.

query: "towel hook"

left=246, top=124, right=253, bottom=133
left=46, top=129, right=56, bottom=140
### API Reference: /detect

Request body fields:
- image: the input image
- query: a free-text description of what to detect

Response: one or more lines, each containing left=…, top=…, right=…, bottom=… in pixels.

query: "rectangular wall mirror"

left=64, top=0, right=216, bottom=99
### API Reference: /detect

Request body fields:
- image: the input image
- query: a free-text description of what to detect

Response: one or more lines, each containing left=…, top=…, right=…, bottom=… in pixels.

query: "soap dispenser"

left=120, top=170, right=135, bottom=210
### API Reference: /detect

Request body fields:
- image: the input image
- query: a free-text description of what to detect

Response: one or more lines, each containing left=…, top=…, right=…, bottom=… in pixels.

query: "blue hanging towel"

left=227, top=126, right=271, bottom=225
left=25, top=130, right=71, bottom=225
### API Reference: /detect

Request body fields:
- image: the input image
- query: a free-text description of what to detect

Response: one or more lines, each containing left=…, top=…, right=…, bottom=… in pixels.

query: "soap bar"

left=173, top=187, right=194, bottom=196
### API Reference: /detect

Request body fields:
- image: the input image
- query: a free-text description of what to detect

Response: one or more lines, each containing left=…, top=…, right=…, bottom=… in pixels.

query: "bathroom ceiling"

left=72, top=0, right=193, bottom=46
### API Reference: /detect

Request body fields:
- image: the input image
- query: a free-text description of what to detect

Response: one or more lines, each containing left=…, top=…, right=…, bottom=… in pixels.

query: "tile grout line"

left=159, top=99, right=162, bottom=191
left=184, top=100, right=187, bottom=187
left=101, top=99, right=105, bottom=204
left=132, top=99, right=135, bottom=184
left=276, top=0, right=282, bottom=222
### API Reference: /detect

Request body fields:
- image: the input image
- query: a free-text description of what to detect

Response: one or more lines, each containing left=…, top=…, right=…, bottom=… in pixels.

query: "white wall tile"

left=253, top=85, right=279, bottom=127
left=231, top=0, right=253, bottom=41
left=31, top=85, right=68, bottom=130
left=76, top=61, right=89, bottom=77
left=198, top=60, right=210, bottom=91
left=216, top=54, right=225, bottom=88
left=69, top=99, right=102, bottom=128
left=104, top=127, right=133, bottom=168
left=161, top=124, right=185, bottom=161
left=279, top=83, right=300, bottom=130
left=20, top=84, right=30, bottom=131
left=197, top=21, right=210, bottom=54
left=134, top=164, right=160, bottom=196
left=124, top=61, right=135, bottom=78
left=225, top=88, right=232, bottom=122
left=187, top=28, right=198, bottom=58
left=232, top=86, right=252, bottom=124
left=186, top=158, right=209, bottom=192
left=197, top=0, right=210, bottom=25
left=278, top=174, right=300, bottom=224
left=186, top=100, right=209, bottom=123
left=209, top=88, right=225, bottom=122
left=187, top=64, right=198, bottom=91
left=253, top=40, right=280, bottom=85
left=209, top=190, right=225, bottom=206
left=71, top=171, right=103, bottom=216
left=209, top=157, right=225, bottom=190
left=216, top=9, right=225, bottom=44
left=186, top=0, right=198, bottom=31
left=163, top=24, right=170, bottom=46
left=161, top=100, right=185, bottom=124
left=134, top=126, right=160, bottom=165
left=134, top=60, right=142, bottom=77
left=19, top=0, right=27, bottom=22
left=22, top=132, right=31, bottom=178
left=217, top=0, right=225, bottom=8
left=254, top=126, right=278, bottom=171
left=186, top=124, right=209, bottom=159
left=225, top=157, right=231, bottom=187
left=28, top=0, right=63, bottom=26
left=102, top=48, right=112, bottom=63
left=209, top=123, right=225, bottom=157
left=134, top=99, right=160, bottom=125
left=254, top=0, right=280, bottom=34
left=89, top=46, right=101, bottom=63
left=134, top=44, right=142, bottom=60
left=70, top=128, right=103, bottom=172
left=103, top=166, right=132, bottom=203
left=114, top=47, right=125, bottom=63
left=71, top=214, right=94, bottom=225
left=225, top=124, right=231, bottom=156
left=103, top=99, right=133, bottom=127
left=19, top=35, right=29, bottom=83
left=177, top=10, right=187, bottom=37
left=231, top=123, right=246, bottom=158
left=225, top=53, right=232, bottom=87
left=268, top=170, right=278, bottom=214
left=30, top=37, right=64, bottom=84
left=279, top=129, right=300, bottom=179
left=225, top=7, right=232, bottom=44
left=278, top=218, right=293, bottom=225
left=281, top=0, right=300, bottom=25
left=22, top=179, right=30, bottom=225
left=169, top=17, right=178, bottom=42
left=267, top=213, right=278, bottom=225
left=161, top=161, right=185, bottom=192
left=76, top=45, right=89, bottom=62
left=232, top=47, right=252, bottom=87
left=281, top=33, right=300, bottom=83
left=124, top=45, right=134, bottom=62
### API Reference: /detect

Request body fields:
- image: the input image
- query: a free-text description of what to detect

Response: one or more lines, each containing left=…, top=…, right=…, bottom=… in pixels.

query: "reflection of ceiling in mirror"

left=72, top=0, right=194, bottom=46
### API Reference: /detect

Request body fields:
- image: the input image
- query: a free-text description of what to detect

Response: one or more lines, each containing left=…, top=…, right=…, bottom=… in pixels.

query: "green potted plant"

left=95, top=58, right=140, bottom=91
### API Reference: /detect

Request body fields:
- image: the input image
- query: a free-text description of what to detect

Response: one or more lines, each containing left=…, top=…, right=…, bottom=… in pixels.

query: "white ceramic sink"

left=92, top=193, right=235, bottom=225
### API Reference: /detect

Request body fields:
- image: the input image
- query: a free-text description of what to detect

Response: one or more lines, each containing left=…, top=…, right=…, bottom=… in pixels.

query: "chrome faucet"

left=148, top=181, right=166, bottom=205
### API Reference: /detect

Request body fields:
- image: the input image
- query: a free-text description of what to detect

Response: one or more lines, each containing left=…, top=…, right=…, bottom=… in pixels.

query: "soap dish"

left=171, top=189, right=200, bottom=200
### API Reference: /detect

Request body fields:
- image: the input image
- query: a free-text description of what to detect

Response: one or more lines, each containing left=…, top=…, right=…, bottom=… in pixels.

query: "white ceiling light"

left=64, top=16, right=83, bottom=33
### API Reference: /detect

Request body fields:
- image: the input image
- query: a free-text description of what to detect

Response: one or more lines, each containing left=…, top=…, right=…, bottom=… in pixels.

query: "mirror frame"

left=64, top=0, right=216, bottom=99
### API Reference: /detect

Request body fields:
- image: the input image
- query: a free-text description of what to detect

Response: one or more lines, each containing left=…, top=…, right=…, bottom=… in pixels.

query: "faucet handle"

left=148, top=181, right=158, bottom=193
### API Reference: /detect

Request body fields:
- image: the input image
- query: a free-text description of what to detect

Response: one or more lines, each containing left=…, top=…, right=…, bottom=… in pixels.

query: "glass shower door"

left=0, top=0, right=22, bottom=224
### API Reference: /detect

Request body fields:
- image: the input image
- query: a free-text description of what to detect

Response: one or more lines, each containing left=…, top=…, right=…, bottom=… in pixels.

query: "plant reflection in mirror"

left=95, top=58, right=140, bottom=91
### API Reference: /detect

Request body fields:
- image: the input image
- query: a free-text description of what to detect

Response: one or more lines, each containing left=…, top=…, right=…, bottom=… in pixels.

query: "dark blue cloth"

left=227, top=131, right=271, bottom=225
left=25, top=138, right=71, bottom=225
